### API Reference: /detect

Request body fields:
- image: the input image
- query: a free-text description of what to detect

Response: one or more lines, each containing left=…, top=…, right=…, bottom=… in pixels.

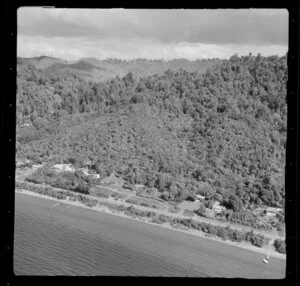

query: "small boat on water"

left=262, top=253, right=270, bottom=264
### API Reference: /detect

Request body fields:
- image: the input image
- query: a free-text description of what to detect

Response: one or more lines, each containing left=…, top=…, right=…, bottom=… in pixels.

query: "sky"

left=17, top=8, right=288, bottom=61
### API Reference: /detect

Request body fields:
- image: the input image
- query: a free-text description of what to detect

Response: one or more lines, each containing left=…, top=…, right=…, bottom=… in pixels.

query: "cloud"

left=17, top=34, right=288, bottom=61
left=18, top=8, right=288, bottom=46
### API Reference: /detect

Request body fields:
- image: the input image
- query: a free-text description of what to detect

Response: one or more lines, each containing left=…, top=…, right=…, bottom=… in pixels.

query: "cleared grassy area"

left=111, top=191, right=128, bottom=200
left=168, top=205, right=181, bottom=214
left=183, top=210, right=196, bottom=217
left=90, top=187, right=112, bottom=198
left=125, top=196, right=166, bottom=210
left=178, top=201, right=200, bottom=212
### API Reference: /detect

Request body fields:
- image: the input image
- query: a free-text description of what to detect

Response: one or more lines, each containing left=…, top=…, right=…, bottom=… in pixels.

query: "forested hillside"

left=16, top=54, right=287, bottom=210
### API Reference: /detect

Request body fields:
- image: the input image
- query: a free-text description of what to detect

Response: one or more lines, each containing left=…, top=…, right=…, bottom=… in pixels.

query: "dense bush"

left=124, top=205, right=157, bottom=218
left=195, top=205, right=207, bottom=217
left=274, top=239, right=286, bottom=253
left=85, top=198, right=98, bottom=207
left=17, top=54, right=287, bottom=210
left=74, top=184, right=90, bottom=194
left=25, top=166, right=92, bottom=194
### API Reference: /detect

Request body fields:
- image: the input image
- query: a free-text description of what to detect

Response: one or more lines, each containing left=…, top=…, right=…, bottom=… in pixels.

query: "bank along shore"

left=16, top=188, right=286, bottom=260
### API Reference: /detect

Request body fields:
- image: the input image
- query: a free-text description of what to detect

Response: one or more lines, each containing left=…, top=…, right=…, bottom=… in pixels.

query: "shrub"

left=74, top=184, right=90, bottom=194
left=232, top=230, right=245, bottom=242
left=111, top=191, right=127, bottom=199
left=85, top=200, right=98, bottom=207
left=125, top=197, right=141, bottom=205
left=116, top=204, right=128, bottom=212
left=141, top=202, right=150, bottom=207
left=15, top=181, right=28, bottom=189
left=274, top=239, right=286, bottom=254
left=276, top=223, right=283, bottom=231
left=157, top=214, right=170, bottom=224
left=150, top=216, right=161, bottom=224
left=196, top=205, right=206, bottom=217
left=147, top=211, right=157, bottom=218
left=216, top=226, right=227, bottom=240
left=207, top=224, right=217, bottom=235
left=186, top=195, right=195, bottom=202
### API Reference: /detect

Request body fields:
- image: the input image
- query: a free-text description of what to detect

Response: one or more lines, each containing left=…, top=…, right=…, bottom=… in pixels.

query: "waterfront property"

left=265, top=207, right=283, bottom=217
left=52, top=164, right=76, bottom=173
left=196, top=194, right=205, bottom=200
left=78, top=168, right=90, bottom=176
left=90, top=173, right=100, bottom=179
left=212, top=201, right=227, bottom=214
left=16, top=159, right=31, bottom=168
left=101, top=173, right=124, bottom=189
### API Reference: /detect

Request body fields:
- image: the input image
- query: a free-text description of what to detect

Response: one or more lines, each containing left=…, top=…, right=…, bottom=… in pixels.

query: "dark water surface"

left=14, top=193, right=285, bottom=277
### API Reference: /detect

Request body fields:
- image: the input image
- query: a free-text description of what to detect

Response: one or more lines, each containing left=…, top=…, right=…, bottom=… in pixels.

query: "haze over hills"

left=17, top=56, right=68, bottom=69
left=17, top=56, right=215, bottom=82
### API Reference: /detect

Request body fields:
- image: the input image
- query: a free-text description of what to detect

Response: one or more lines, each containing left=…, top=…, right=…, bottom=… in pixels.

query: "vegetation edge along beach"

left=15, top=181, right=286, bottom=259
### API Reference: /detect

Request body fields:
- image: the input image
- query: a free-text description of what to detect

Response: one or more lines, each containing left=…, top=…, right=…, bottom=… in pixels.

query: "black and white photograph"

left=14, top=8, right=288, bottom=278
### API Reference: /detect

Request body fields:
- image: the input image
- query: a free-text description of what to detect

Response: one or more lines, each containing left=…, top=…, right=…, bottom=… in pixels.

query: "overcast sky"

left=17, top=8, right=288, bottom=61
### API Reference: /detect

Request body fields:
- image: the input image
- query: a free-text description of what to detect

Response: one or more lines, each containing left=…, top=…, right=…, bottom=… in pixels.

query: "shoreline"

left=16, top=189, right=286, bottom=260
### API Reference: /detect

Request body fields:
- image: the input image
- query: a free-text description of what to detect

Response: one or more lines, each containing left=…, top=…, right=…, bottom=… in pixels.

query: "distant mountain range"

left=17, top=56, right=215, bottom=82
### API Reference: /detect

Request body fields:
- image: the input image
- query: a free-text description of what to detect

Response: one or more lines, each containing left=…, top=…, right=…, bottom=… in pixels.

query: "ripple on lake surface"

left=14, top=193, right=285, bottom=277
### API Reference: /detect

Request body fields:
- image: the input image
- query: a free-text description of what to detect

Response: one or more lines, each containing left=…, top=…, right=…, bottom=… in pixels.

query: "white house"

left=16, top=159, right=31, bottom=168
left=265, top=207, right=283, bottom=217
left=52, top=164, right=75, bottom=172
left=90, top=174, right=100, bottom=179
left=265, top=211, right=276, bottom=217
left=212, top=201, right=226, bottom=214
left=196, top=194, right=205, bottom=200
left=78, top=168, right=89, bottom=176
left=266, top=207, right=283, bottom=213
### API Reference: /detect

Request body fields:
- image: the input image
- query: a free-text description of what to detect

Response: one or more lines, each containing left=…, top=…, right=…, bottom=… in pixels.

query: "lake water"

left=14, top=193, right=285, bottom=277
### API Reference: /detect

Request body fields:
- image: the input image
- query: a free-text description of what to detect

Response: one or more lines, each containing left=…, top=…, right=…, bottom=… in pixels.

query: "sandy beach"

left=15, top=189, right=286, bottom=260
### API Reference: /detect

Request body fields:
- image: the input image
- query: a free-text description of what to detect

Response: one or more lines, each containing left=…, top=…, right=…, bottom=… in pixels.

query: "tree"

left=213, top=192, right=223, bottom=203
left=156, top=173, right=167, bottom=190
left=274, top=239, right=286, bottom=253
left=32, top=117, right=47, bottom=131
left=92, top=162, right=102, bottom=174
left=205, top=200, right=214, bottom=209
left=75, top=183, right=90, bottom=194
left=123, top=72, right=135, bottom=88
left=228, top=194, right=242, bottom=212
left=186, top=194, right=195, bottom=202
left=174, top=189, right=186, bottom=202
left=196, top=205, right=206, bottom=217
left=255, top=197, right=263, bottom=206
